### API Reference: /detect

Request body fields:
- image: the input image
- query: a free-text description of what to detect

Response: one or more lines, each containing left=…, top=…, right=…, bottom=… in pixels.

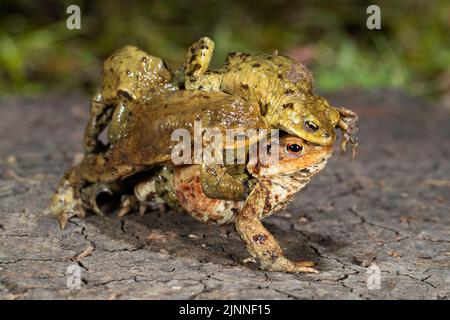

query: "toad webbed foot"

left=235, top=184, right=319, bottom=273
left=44, top=178, right=85, bottom=229
left=336, top=107, right=359, bottom=158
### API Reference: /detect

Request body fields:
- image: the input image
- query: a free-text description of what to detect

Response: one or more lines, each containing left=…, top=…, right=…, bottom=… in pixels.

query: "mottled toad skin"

left=184, top=37, right=358, bottom=155
left=84, top=45, right=178, bottom=153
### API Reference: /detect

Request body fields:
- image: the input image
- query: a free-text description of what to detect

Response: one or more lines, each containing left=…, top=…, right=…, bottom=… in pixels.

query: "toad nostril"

left=323, top=132, right=330, bottom=138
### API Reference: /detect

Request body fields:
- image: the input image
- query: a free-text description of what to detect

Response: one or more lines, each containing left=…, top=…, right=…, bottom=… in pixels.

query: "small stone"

left=147, top=230, right=167, bottom=242
left=387, top=250, right=402, bottom=258
left=298, top=216, right=309, bottom=225
left=6, top=155, right=17, bottom=165
left=108, top=292, right=122, bottom=300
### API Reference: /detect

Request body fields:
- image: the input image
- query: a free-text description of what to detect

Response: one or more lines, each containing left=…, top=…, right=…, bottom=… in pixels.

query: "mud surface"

left=0, top=90, right=449, bottom=299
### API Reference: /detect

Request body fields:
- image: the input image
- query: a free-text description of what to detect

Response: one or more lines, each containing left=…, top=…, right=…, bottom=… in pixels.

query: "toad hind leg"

left=45, top=154, right=136, bottom=229
left=235, top=184, right=318, bottom=273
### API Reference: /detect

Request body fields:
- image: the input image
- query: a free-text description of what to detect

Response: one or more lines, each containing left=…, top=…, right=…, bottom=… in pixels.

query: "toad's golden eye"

left=304, top=120, right=319, bottom=132
left=286, top=143, right=303, bottom=154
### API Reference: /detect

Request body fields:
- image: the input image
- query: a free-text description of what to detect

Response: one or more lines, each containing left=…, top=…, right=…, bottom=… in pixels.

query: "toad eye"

left=286, top=143, right=303, bottom=154
left=304, top=120, right=319, bottom=132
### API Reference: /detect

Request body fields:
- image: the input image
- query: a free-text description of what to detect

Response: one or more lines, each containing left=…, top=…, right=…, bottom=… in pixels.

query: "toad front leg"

left=200, top=164, right=249, bottom=201
left=336, top=107, right=359, bottom=158
left=84, top=93, right=114, bottom=154
left=235, top=184, right=318, bottom=273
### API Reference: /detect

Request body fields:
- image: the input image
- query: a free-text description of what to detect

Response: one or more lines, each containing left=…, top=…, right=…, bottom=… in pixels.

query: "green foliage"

left=0, top=0, right=449, bottom=98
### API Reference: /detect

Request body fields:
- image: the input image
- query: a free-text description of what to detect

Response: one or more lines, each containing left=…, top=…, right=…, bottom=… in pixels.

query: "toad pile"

left=46, top=37, right=358, bottom=273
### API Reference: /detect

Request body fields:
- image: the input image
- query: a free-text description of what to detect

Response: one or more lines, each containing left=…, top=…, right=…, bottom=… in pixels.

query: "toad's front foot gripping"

left=43, top=178, right=85, bottom=229
left=200, top=164, right=247, bottom=201
left=336, top=107, right=359, bottom=158
left=235, top=185, right=319, bottom=273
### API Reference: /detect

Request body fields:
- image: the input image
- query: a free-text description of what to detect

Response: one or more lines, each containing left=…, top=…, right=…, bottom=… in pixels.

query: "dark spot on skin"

left=267, top=56, right=273, bottom=60
left=284, top=89, right=295, bottom=95
left=252, top=162, right=260, bottom=174
left=109, top=68, right=113, bottom=72
left=118, top=90, right=133, bottom=101
left=265, top=196, right=271, bottom=211
left=277, top=74, right=283, bottom=80
left=253, top=234, right=266, bottom=244
left=242, top=181, right=250, bottom=198
left=231, top=208, right=240, bottom=215
left=252, top=63, right=261, bottom=68
left=198, top=85, right=204, bottom=90
left=261, top=104, right=268, bottom=115
left=187, top=63, right=201, bottom=77
left=228, top=52, right=237, bottom=58
left=271, top=251, right=279, bottom=261
left=282, top=103, right=294, bottom=109
left=189, top=55, right=197, bottom=63
left=196, top=115, right=202, bottom=121
left=162, top=60, right=170, bottom=70
left=190, top=47, right=195, bottom=54
left=274, top=194, right=279, bottom=201
left=241, top=84, right=249, bottom=90
left=323, top=132, right=330, bottom=138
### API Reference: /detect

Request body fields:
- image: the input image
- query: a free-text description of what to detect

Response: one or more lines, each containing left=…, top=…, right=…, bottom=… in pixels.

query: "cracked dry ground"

left=0, top=89, right=449, bottom=300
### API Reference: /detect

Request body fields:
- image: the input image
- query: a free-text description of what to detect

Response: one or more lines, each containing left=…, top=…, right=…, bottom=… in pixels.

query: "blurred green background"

left=1, top=0, right=449, bottom=103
